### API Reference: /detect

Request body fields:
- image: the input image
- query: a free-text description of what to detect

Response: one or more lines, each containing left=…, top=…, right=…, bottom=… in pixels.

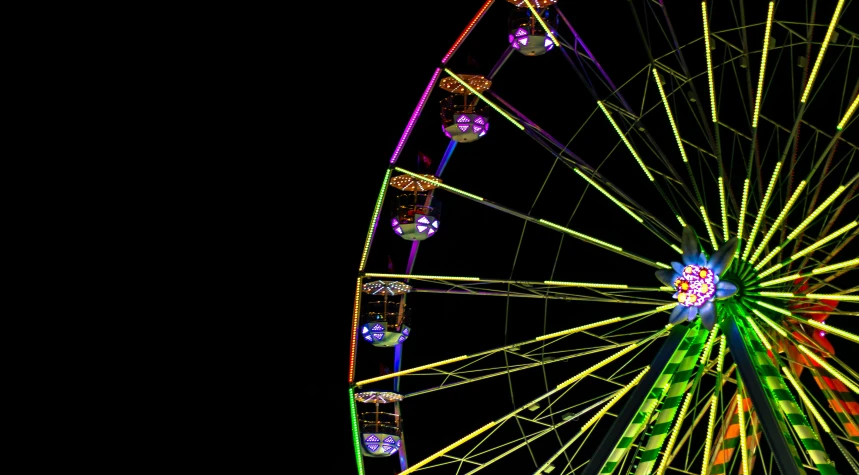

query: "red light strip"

left=348, top=277, right=363, bottom=382
left=442, top=0, right=495, bottom=64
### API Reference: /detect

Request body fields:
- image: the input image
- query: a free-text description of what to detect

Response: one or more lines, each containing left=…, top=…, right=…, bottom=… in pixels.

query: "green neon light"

left=751, top=2, right=774, bottom=129
left=359, top=169, right=393, bottom=272
left=653, top=68, right=689, bottom=163
left=719, top=176, right=729, bottom=242
left=700, top=205, right=719, bottom=251
left=837, top=94, right=858, bottom=130
left=538, top=219, right=623, bottom=251
left=786, top=186, right=848, bottom=241
left=737, top=178, right=749, bottom=239
left=349, top=388, right=366, bottom=474
left=753, top=299, right=792, bottom=316
left=597, top=101, right=655, bottom=181
left=394, top=167, right=484, bottom=201
left=574, top=168, right=643, bottom=223
left=443, top=69, right=524, bottom=130
left=750, top=180, right=806, bottom=264
left=524, top=0, right=559, bottom=46
left=743, top=162, right=781, bottom=260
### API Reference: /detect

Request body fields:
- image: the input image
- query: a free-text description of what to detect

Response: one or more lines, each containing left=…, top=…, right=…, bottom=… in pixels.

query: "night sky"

left=324, top=2, right=858, bottom=474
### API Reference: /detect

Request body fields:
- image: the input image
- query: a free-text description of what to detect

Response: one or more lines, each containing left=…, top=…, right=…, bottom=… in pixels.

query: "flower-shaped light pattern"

left=655, top=226, right=739, bottom=329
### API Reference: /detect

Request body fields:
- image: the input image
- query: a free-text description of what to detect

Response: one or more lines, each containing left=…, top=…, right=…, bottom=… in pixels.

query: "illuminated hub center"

left=674, top=265, right=716, bottom=308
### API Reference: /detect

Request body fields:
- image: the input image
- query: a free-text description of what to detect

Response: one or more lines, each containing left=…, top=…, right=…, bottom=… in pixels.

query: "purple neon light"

left=382, top=446, right=396, bottom=453
left=398, top=335, right=406, bottom=343
left=397, top=439, right=402, bottom=447
left=479, top=130, right=486, bottom=137
left=416, top=225, right=428, bottom=233
left=372, top=323, right=384, bottom=331
left=394, top=226, right=403, bottom=235
left=457, top=115, right=470, bottom=123
left=512, top=41, right=520, bottom=50
left=364, top=335, right=373, bottom=342
left=384, top=436, right=395, bottom=444
left=544, top=38, right=552, bottom=47
left=402, top=327, right=410, bottom=336
left=432, top=220, right=439, bottom=228
left=389, top=68, right=441, bottom=164
left=373, top=333, right=384, bottom=340
left=473, top=126, right=483, bottom=134
left=518, top=38, right=528, bottom=46
left=508, top=34, right=514, bottom=43
left=418, top=216, right=430, bottom=224
left=556, top=7, right=621, bottom=104
left=366, top=444, right=380, bottom=452
left=391, top=218, right=398, bottom=227
left=474, top=117, right=485, bottom=125
left=515, top=28, right=527, bottom=37
left=427, top=227, right=436, bottom=237
left=362, top=327, right=368, bottom=334
left=458, top=125, right=469, bottom=132
left=366, top=435, right=380, bottom=443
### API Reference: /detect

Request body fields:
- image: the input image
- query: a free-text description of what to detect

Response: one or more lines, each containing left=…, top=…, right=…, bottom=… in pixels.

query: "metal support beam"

left=581, top=323, right=691, bottom=475
left=721, top=311, right=803, bottom=475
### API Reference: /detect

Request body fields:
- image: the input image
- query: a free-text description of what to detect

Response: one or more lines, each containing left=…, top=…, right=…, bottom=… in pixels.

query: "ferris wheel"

left=348, top=1, right=859, bottom=474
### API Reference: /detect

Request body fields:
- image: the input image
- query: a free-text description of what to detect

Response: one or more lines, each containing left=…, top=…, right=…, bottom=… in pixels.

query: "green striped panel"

left=598, top=325, right=696, bottom=475
left=633, top=323, right=708, bottom=475
left=739, top=316, right=837, bottom=475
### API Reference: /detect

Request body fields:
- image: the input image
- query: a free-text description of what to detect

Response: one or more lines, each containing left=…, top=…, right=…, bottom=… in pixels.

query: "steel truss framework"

left=349, top=1, right=859, bottom=474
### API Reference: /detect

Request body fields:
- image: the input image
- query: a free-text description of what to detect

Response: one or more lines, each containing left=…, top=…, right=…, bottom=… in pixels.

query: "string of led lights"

left=349, top=1, right=858, bottom=474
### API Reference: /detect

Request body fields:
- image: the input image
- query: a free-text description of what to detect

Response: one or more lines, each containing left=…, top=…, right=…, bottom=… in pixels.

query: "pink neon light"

left=441, top=0, right=494, bottom=64
left=389, top=68, right=442, bottom=164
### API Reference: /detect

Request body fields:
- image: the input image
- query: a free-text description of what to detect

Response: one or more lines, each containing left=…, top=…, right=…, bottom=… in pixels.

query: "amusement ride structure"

left=348, top=1, right=858, bottom=474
